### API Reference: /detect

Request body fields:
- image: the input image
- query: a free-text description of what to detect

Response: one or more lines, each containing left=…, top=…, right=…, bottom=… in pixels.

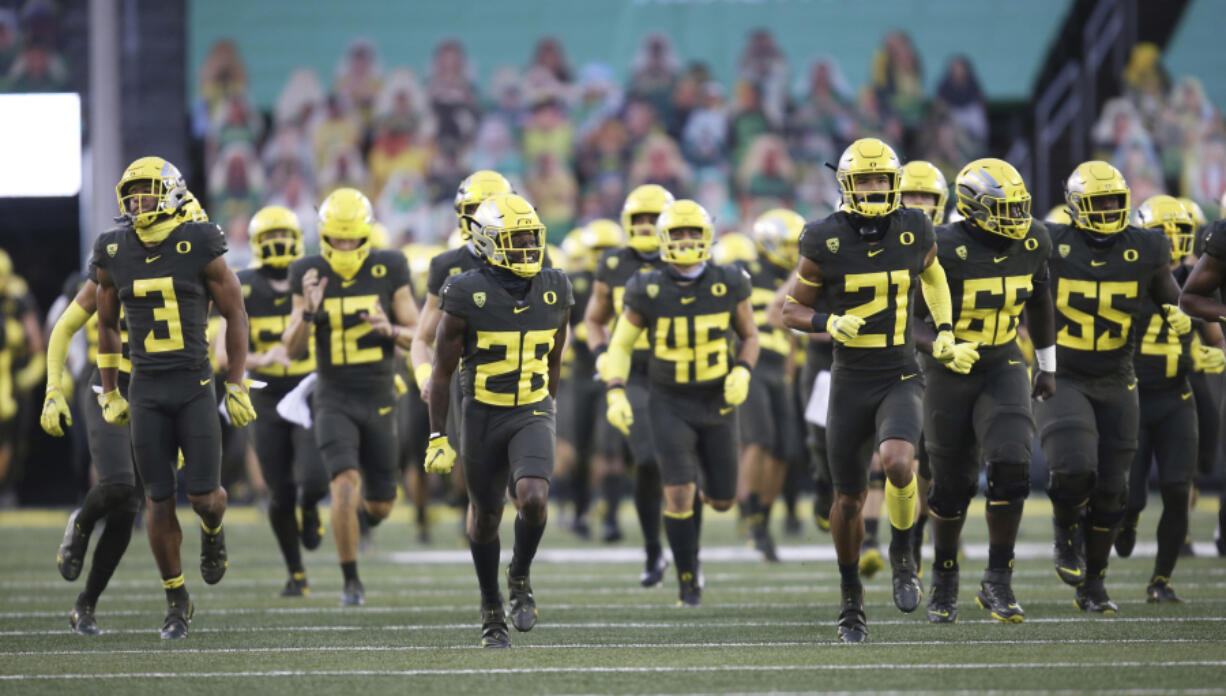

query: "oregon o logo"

left=712, top=282, right=727, bottom=297
left=1025, top=237, right=1039, bottom=251
left=900, top=231, right=915, bottom=246
left=372, top=264, right=387, bottom=278
left=1123, top=249, right=1138, bottom=262
left=543, top=290, right=557, bottom=305
left=176, top=241, right=191, bottom=254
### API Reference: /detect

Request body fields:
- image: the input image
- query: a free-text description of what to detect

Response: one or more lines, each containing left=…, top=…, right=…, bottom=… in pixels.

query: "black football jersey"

left=238, top=267, right=316, bottom=394
left=623, top=264, right=752, bottom=389
left=798, top=209, right=935, bottom=372
left=568, top=269, right=596, bottom=368
left=440, top=267, right=574, bottom=407
left=289, top=249, right=411, bottom=394
left=737, top=258, right=791, bottom=372
left=1047, top=223, right=1170, bottom=380
left=91, top=222, right=226, bottom=372
left=596, top=247, right=665, bottom=372
left=1133, top=264, right=1194, bottom=390
left=427, top=245, right=484, bottom=298
left=933, top=220, right=1052, bottom=368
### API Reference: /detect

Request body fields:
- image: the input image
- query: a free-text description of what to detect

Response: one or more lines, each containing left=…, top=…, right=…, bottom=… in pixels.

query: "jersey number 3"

left=133, top=277, right=185, bottom=353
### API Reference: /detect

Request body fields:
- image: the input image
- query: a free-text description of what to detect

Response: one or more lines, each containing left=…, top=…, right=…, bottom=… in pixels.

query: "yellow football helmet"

left=752, top=208, right=804, bottom=268
left=1179, top=196, right=1208, bottom=229
left=566, top=219, right=625, bottom=272
left=249, top=205, right=303, bottom=269
left=900, top=161, right=949, bottom=224
left=713, top=232, right=757, bottom=265
left=455, top=170, right=514, bottom=240
left=1066, top=160, right=1131, bottom=235
left=1135, top=195, right=1194, bottom=262
left=656, top=199, right=714, bottom=265
left=562, top=227, right=590, bottom=273
left=403, top=243, right=444, bottom=297
left=115, top=156, right=191, bottom=244
left=318, top=188, right=374, bottom=280
left=621, top=184, right=675, bottom=253
left=836, top=138, right=902, bottom=218
left=954, top=158, right=1032, bottom=239
left=1045, top=204, right=1073, bottom=224
left=469, top=193, right=546, bottom=278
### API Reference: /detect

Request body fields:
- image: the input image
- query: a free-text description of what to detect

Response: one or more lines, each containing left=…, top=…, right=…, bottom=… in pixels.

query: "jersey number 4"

left=654, top=312, right=730, bottom=383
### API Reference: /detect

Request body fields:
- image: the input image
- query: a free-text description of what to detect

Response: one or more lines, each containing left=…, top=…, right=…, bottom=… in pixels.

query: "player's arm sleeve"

left=46, top=300, right=90, bottom=391
left=919, top=256, right=954, bottom=329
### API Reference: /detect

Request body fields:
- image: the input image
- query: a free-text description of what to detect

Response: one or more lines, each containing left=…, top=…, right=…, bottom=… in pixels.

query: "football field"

left=1, top=498, right=1224, bottom=696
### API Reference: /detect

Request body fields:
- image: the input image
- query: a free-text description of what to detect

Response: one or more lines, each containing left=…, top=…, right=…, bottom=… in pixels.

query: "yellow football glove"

left=40, top=385, right=72, bottom=436
left=724, top=364, right=751, bottom=406
left=97, top=389, right=130, bottom=426
left=424, top=434, right=457, bottom=474
left=826, top=314, right=865, bottom=343
left=177, top=449, right=185, bottom=470
left=1163, top=304, right=1192, bottom=335
left=606, top=386, right=633, bottom=436
left=945, top=341, right=981, bottom=375
left=931, top=330, right=957, bottom=363
left=224, top=381, right=257, bottom=428
left=1196, top=345, right=1226, bottom=374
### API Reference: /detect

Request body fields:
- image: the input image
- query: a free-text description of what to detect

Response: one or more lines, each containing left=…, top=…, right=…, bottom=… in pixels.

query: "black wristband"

left=810, top=312, right=830, bottom=333
left=935, top=323, right=953, bottom=333
left=301, top=310, right=315, bottom=323
left=594, top=344, right=607, bottom=358
left=734, top=359, right=753, bottom=372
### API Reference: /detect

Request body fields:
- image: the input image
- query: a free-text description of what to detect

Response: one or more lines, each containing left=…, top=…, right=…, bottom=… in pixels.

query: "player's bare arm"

left=731, top=297, right=760, bottom=369
left=780, top=257, right=824, bottom=332
left=583, top=279, right=615, bottom=351
left=427, top=310, right=466, bottom=433
left=205, top=256, right=249, bottom=386
left=548, top=309, right=571, bottom=397
left=282, top=267, right=325, bottom=359
left=95, top=267, right=121, bottom=394
left=1179, top=253, right=1226, bottom=322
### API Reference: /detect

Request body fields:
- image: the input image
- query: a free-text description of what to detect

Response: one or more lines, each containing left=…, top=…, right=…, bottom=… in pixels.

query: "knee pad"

left=1047, top=472, right=1095, bottom=508
left=985, top=459, right=1030, bottom=503
left=927, top=479, right=975, bottom=520
left=1088, top=488, right=1127, bottom=527
left=868, top=469, right=886, bottom=490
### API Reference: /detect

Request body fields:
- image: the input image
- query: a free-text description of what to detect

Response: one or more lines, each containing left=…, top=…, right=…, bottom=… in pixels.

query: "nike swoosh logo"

left=1127, top=382, right=1137, bottom=391
left=146, top=255, right=161, bottom=264
left=533, top=410, right=551, bottom=416
left=719, top=407, right=734, bottom=415
left=994, top=256, right=1008, bottom=263
left=342, top=279, right=357, bottom=288
left=930, top=610, right=950, bottom=617
left=1058, top=567, right=1082, bottom=578
left=867, top=249, right=884, bottom=257
left=274, top=297, right=289, bottom=306
left=1091, top=260, right=1107, bottom=267
left=378, top=406, right=393, bottom=415
left=900, top=373, right=917, bottom=381
left=199, top=378, right=211, bottom=386
left=1008, top=360, right=1022, bottom=365
left=681, top=297, right=696, bottom=305
left=1182, top=392, right=1193, bottom=400
left=514, top=306, right=530, bottom=314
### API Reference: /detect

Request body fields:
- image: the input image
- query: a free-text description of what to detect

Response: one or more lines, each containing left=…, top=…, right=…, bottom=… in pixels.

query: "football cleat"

left=570, top=515, right=591, bottom=540
left=1146, top=576, right=1182, bottom=604
left=837, top=584, right=868, bottom=644
left=159, top=597, right=194, bottom=640
left=1114, top=525, right=1136, bottom=558
left=859, top=547, right=885, bottom=579
left=279, top=574, right=309, bottom=598
left=340, top=578, right=365, bottom=607
left=926, top=568, right=958, bottom=624
left=814, top=513, right=831, bottom=533
left=506, top=569, right=538, bottom=632
left=1052, top=517, right=1086, bottom=586
left=751, top=521, right=780, bottom=563
left=69, top=599, right=101, bottom=636
left=602, top=519, right=624, bottom=544
left=889, top=544, right=922, bottom=613
left=1179, top=538, right=1196, bottom=558
left=640, top=554, right=669, bottom=588
left=1216, top=536, right=1226, bottom=557
left=784, top=513, right=802, bottom=537
left=300, top=506, right=323, bottom=551
left=200, top=524, right=228, bottom=585
left=975, top=569, right=1024, bottom=623
left=1074, top=576, right=1118, bottom=614
left=480, top=602, right=510, bottom=648
left=57, top=509, right=89, bottom=582
left=675, top=573, right=702, bottom=607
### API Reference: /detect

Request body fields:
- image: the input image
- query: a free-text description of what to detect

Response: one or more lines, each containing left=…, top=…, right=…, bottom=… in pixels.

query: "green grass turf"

left=1, top=497, right=1224, bottom=695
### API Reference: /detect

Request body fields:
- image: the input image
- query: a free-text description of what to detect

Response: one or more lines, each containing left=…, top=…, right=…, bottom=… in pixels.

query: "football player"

left=915, top=159, right=1056, bottom=624
left=283, top=188, right=418, bottom=606
left=604, top=199, right=758, bottom=606
left=425, top=194, right=572, bottom=648
left=1118, top=195, right=1225, bottom=602
left=737, top=209, right=803, bottom=562
left=217, top=206, right=329, bottom=596
left=94, top=158, right=254, bottom=639
left=584, top=184, right=674, bottom=585
left=1040, top=161, right=1191, bottom=613
left=780, top=138, right=958, bottom=643
left=0, top=248, right=45, bottom=487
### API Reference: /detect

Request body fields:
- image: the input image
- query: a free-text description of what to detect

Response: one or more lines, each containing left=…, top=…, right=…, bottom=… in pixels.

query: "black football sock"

left=888, top=523, right=911, bottom=557
left=1084, top=524, right=1116, bottom=578
left=77, top=483, right=133, bottom=532
left=930, top=513, right=965, bottom=573
left=761, top=496, right=773, bottom=527
left=572, top=458, right=592, bottom=520
left=80, top=496, right=138, bottom=606
left=663, top=512, right=698, bottom=582
left=268, top=500, right=304, bottom=575
left=162, top=574, right=188, bottom=606
left=985, top=499, right=1024, bottom=549
left=1051, top=499, right=1084, bottom=527
left=634, top=463, right=662, bottom=546
left=838, top=562, right=861, bottom=589
left=340, top=561, right=359, bottom=583
left=692, top=492, right=704, bottom=546
left=1155, top=486, right=1190, bottom=579
left=744, top=492, right=761, bottom=523
left=602, top=473, right=624, bottom=524
left=987, top=544, right=1014, bottom=573
left=469, top=537, right=502, bottom=606
left=863, top=517, right=880, bottom=550
left=913, top=512, right=929, bottom=549
left=508, top=514, right=545, bottom=578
